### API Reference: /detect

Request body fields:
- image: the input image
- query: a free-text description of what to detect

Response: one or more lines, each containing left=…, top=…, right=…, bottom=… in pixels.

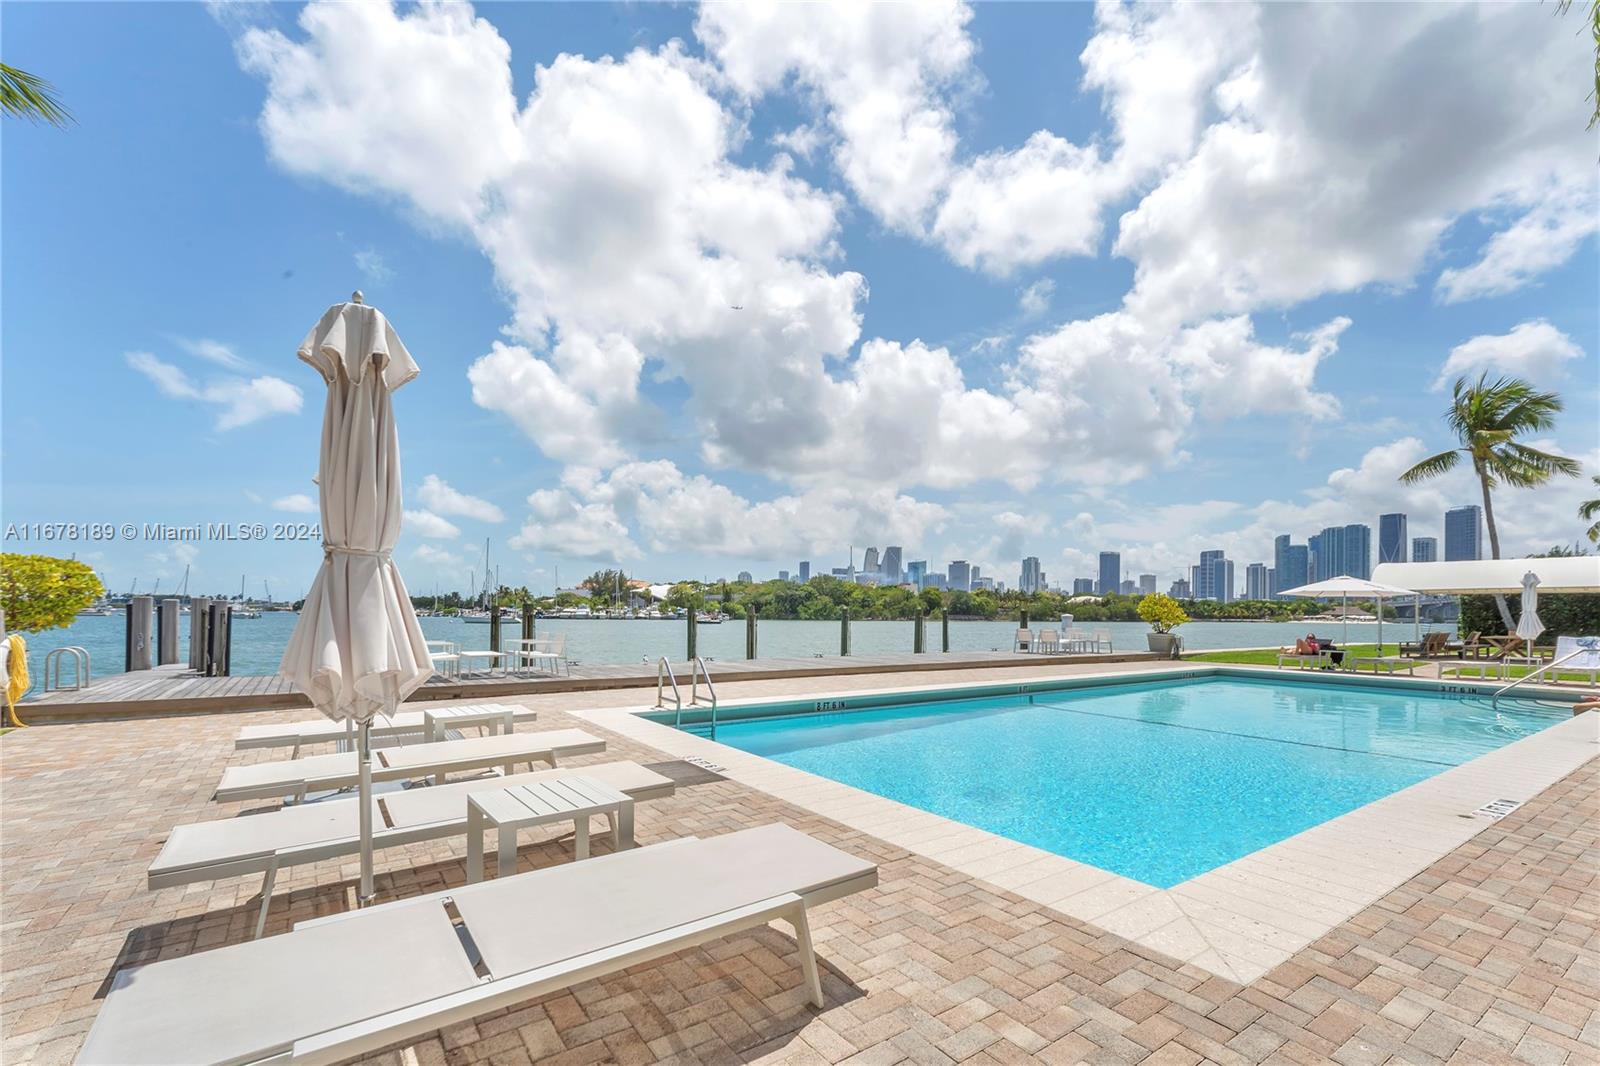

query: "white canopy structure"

left=1373, top=556, right=1600, bottom=594
left=1275, top=576, right=1419, bottom=647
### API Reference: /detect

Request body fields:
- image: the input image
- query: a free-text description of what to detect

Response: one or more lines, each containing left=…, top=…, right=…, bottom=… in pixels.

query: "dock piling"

left=125, top=596, right=153, bottom=672
left=840, top=607, right=851, bottom=656
left=941, top=608, right=950, bottom=653
left=157, top=598, right=180, bottom=665
left=189, top=597, right=211, bottom=671
left=745, top=607, right=758, bottom=660
left=914, top=608, right=925, bottom=653
left=686, top=611, right=698, bottom=660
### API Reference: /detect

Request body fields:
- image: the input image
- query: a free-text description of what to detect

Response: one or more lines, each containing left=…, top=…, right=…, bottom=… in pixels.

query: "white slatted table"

left=423, top=704, right=516, bottom=743
left=466, top=776, right=634, bottom=882
left=456, top=650, right=508, bottom=675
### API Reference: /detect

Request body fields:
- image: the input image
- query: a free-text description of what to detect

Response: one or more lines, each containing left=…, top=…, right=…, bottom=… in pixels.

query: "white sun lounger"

left=234, top=704, right=540, bottom=755
left=81, top=824, right=878, bottom=1066
left=153, top=761, right=676, bottom=938
left=213, top=729, right=607, bottom=804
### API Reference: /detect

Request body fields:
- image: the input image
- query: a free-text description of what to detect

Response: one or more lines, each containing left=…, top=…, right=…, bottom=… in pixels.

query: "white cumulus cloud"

left=1435, top=320, right=1585, bottom=389
left=416, top=475, right=504, bottom=522
left=127, top=351, right=303, bottom=430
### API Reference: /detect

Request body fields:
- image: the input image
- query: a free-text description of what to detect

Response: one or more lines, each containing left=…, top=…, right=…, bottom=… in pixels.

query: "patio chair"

left=1035, top=629, right=1060, bottom=653
left=152, top=760, right=676, bottom=938
left=81, top=825, right=879, bottom=1066
left=213, top=729, right=607, bottom=804
left=1399, top=632, right=1447, bottom=659
left=515, top=634, right=569, bottom=676
left=1091, top=629, right=1113, bottom=653
left=1012, top=628, right=1031, bottom=652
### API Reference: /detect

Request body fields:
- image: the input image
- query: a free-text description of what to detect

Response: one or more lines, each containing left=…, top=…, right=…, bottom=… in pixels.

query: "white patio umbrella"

left=1514, top=571, right=1544, bottom=668
left=279, top=292, right=433, bottom=903
left=1276, top=576, right=1418, bottom=650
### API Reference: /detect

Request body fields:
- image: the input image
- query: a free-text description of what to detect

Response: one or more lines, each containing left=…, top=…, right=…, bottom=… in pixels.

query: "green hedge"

left=1459, top=593, right=1600, bottom=639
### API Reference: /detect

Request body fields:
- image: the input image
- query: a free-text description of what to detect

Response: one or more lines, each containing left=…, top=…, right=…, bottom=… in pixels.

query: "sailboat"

left=231, top=574, right=261, bottom=619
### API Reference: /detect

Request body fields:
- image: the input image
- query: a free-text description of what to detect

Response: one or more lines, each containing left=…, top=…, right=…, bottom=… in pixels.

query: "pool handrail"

left=1491, top=645, right=1591, bottom=708
left=657, top=657, right=683, bottom=719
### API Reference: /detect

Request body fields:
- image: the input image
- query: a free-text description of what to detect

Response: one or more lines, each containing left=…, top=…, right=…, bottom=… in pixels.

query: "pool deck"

left=14, top=649, right=1156, bottom=723
left=2, top=660, right=1596, bottom=1065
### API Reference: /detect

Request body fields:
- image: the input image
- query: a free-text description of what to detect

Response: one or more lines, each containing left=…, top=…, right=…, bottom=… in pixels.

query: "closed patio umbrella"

left=279, top=292, right=432, bottom=903
left=1514, top=571, right=1544, bottom=668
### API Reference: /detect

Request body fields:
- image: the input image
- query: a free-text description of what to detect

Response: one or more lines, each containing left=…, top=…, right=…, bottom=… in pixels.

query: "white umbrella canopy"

left=279, top=292, right=432, bottom=903
left=1514, top=571, right=1544, bottom=665
left=1275, top=576, right=1418, bottom=648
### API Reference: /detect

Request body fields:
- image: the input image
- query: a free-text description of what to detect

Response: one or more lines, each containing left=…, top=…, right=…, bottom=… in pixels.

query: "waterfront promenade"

left=15, top=649, right=1156, bottom=723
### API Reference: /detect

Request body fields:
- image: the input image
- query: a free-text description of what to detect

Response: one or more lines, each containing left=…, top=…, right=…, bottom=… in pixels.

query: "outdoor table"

left=427, top=653, right=460, bottom=677
left=456, top=650, right=508, bottom=675
left=423, top=705, right=516, bottom=743
left=1346, top=656, right=1417, bottom=675
left=466, top=776, right=634, bottom=882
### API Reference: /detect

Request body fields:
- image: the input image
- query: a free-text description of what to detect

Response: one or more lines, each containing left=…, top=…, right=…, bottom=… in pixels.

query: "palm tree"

left=1, top=63, right=72, bottom=127
left=1580, top=474, right=1600, bottom=544
left=1401, top=373, right=1582, bottom=629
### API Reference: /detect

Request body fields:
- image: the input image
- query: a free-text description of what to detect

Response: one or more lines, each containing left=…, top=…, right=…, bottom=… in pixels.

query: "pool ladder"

left=657, top=656, right=719, bottom=737
left=1490, top=647, right=1590, bottom=709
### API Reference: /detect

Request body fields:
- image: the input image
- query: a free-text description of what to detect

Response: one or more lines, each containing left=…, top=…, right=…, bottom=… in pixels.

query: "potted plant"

left=1137, top=592, right=1189, bottom=657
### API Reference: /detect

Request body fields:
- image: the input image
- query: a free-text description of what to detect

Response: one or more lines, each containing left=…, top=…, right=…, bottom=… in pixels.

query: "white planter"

left=1147, top=632, right=1179, bottom=657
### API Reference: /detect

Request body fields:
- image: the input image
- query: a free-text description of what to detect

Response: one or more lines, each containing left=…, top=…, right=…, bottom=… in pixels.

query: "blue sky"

left=4, top=1, right=1596, bottom=599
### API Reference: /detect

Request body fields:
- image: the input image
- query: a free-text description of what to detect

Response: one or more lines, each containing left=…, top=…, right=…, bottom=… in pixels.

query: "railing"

left=43, top=647, right=91, bottom=692
left=690, top=656, right=719, bottom=736
left=656, top=657, right=682, bottom=718
left=1491, top=647, right=1589, bottom=709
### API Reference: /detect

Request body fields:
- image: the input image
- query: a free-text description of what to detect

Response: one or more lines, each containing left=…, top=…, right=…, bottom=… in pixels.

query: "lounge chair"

left=1277, top=640, right=1333, bottom=670
left=235, top=704, right=538, bottom=755
left=152, top=761, right=675, bottom=938
left=213, top=729, right=606, bottom=804
left=81, top=824, right=878, bottom=1066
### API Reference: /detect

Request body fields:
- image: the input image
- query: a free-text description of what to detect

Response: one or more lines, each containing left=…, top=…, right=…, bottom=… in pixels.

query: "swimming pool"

left=701, top=675, right=1567, bottom=888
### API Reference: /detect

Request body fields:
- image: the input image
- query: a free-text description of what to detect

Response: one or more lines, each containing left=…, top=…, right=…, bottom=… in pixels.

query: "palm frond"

left=0, top=63, right=72, bottom=127
left=1399, top=449, right=1460, bottom=484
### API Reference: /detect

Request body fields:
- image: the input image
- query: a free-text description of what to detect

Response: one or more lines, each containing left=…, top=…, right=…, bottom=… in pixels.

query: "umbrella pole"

left=358, top=719, right=375, bottom=905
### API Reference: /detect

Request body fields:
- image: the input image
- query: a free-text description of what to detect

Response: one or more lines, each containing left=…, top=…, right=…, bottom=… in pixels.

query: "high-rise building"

left=1193, top=550, right=1234, bottom=602
left=1119, top=579, right=1137, bottom=594
left=1098, top=552, right=1121, bottom=596
left=906, top=560, right=928, bottom=588
left=882, top=546, right=903, bottom=584
left=1378, top=513, right=1408, bottom=564
left=1245, top=562, right=1271, bottom=600
left=1169, top=578, right=1192, bottom=598
left=1310, top=524, right=1371, bottom=581
left=1345, top=523, right=1371, bottom=579
left=924, top=572, right=947, bottom=590
left=1020, top=556, right=1043, bottom=593
left=973, top=576, right=995, bottom=591
left=861, top=547, right=879, bottom=574
left=970, top=565, right=982, bottom=586
left=1273, top=535, right=1310, bottom=598
left=1412, top=537, right=1438, bottom=562
left=1445, top=506, right=1483, bottom=561
left=798, top=561, right=810, bottom=582
left=1138, top=574, right=1157, bottom=595
left=736, top=570, right=752, bottom=583
left=1267, top=567, right=1277, bottom=598
left=1072, top=577, right=1095, bottom=595
left=947, top=560, right=971, bottom=591
left=778, top=570, right=789, bottom=583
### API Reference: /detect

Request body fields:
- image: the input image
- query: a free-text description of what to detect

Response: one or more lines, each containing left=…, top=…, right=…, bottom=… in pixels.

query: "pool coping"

left=572, top=664, right=1600, bottom=985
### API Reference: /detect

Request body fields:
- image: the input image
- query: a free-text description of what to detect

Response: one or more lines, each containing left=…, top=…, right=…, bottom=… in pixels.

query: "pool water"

left=709, top=677, right=1565, bottom=888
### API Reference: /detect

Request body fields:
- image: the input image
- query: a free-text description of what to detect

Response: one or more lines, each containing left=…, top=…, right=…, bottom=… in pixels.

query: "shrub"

left=1460, top=593, right=1600, bottom=640
left=0, top=553, right=104, bottom=633
left=1137, top=592, right=1189, bottom=634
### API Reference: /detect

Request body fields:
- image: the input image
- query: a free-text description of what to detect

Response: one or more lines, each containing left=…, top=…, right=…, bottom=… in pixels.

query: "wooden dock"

left=15, top=650, right=1158, bottom=723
